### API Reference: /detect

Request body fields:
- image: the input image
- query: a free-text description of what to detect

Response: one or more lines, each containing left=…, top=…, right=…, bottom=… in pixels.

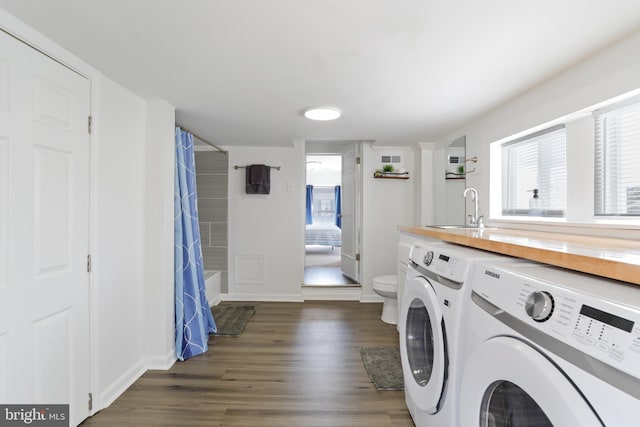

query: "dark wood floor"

left=81, top=302, right=413, bottom=427
left=304, top=266, right=359, bottom=286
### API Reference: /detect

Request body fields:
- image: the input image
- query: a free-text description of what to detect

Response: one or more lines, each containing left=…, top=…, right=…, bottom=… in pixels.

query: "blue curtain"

left=174, top=127, right=216, bottom=361
left=305, top=185, right=314, bottom=225
left=335, top=185, right=342, bottom=228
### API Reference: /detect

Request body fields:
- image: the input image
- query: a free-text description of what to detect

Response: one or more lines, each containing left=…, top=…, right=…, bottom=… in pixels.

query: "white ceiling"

left=2, top=1, right=640, bottom=147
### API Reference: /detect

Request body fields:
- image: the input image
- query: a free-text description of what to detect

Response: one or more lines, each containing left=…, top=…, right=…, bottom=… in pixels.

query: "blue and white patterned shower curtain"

left=174, top=127, right=216, bottom=361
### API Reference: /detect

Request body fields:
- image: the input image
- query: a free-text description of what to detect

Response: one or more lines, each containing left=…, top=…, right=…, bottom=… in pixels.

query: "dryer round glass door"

left=400, top=276, right=446, bottom=414
left=460, top=337, right=602, bottom=427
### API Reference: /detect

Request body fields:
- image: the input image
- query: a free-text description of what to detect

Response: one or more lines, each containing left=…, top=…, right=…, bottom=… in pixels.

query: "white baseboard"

left=359, top=294, right=385, bottom=303
left=302, top=287, right=362, bottom=301
left=145, top=349, right=177, bottom=371
left=98, top=359, right=147, bottom=412
left=222, top=293, right=304, bottom=302
left=220, top=291, right=384, bottom=303
left=208, top=294, right=222, bottom=307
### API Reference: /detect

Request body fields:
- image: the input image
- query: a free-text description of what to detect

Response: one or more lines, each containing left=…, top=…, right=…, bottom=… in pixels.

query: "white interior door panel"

left=0, top=29, right=91, bottom=425
left=340, top=143, right=360, bottom=282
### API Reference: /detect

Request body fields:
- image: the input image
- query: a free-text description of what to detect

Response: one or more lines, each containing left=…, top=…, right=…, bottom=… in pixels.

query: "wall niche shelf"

left=445, top=172, right=465, bottom=180
left=373, top=173, right=410, bottom=180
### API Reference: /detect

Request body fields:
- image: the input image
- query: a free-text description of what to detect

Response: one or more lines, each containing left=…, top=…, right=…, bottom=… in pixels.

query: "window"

left=501, top=125, right=566, bottom=217
left=594, top=98, right=640, bottom=216
left=311, top=186, right=337, bottom=223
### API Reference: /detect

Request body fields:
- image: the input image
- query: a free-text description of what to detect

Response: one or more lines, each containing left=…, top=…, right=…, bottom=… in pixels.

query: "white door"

left=459, top=337, right=602, bottom=426
left=0, top=30, right=91, bottom=425
left=340, top=143, right=360, bottom=281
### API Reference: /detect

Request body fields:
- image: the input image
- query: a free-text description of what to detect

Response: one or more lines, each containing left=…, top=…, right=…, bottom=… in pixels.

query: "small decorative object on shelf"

left=374, top=164, right=409, bottom=179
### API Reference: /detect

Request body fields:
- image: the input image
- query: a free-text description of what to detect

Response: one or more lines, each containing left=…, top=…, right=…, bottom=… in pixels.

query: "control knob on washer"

left=524, top=291, right=554, bottom=322
left=423, top=251, right=434, bottom=266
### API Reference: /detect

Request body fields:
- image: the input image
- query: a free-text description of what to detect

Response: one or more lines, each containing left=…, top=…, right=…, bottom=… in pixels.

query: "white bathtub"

left=204, top=270, right=221, bottom=307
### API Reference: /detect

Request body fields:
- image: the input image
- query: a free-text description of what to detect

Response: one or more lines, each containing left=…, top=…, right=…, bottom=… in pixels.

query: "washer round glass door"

left=460, top=337, right=602, bottom=426
left=400, top=275, right=446, bottom=414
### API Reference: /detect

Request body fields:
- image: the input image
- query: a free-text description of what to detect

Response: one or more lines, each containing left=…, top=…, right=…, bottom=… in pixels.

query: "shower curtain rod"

left=177, top=125, right=228, bottom=155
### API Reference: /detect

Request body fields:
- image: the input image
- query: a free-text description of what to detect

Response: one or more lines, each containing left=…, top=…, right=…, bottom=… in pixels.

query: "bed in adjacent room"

left=305, top=222, right=342, bottom=248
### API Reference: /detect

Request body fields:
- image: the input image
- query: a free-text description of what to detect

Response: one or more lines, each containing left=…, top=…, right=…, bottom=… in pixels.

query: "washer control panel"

left=474, top=262, right=640, bottom=378
left=409, top=243, right=469, bottom=283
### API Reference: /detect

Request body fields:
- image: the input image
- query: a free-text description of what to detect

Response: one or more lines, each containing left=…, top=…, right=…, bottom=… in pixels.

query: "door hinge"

left=87, top=254, right=92, bottom=273
left=356, top=156, right=361, bottom=165
left=355, top=253, right=360, bottom=261
left=88, top=392, right=93, bottom=411
left=88, top=116, right=93, bottom=134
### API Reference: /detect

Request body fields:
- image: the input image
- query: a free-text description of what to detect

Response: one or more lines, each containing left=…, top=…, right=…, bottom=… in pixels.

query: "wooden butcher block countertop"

left=398, top=225, right=640, bottom=286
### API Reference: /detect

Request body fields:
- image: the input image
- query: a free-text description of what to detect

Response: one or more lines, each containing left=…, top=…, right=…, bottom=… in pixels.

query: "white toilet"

left=372, top=274, right=399, bottom=324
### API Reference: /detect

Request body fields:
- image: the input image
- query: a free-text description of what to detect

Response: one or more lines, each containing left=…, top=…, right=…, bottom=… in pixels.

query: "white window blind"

left=501, top=125, right=566, bottom=217
left=594, top=98, right=640, bottom=216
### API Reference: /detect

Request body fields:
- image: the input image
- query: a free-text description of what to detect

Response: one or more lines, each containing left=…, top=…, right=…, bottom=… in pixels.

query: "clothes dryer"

left=459, top=262, right=640, bottom=426
left=399, top=241, right=516, bottom=427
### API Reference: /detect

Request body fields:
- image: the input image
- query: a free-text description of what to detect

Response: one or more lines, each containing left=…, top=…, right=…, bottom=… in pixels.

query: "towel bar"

left=234, top=165, right=281, bottom=170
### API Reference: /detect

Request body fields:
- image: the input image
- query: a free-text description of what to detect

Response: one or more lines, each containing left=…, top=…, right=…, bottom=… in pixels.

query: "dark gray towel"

left=245, top=164, right=271, bottom=194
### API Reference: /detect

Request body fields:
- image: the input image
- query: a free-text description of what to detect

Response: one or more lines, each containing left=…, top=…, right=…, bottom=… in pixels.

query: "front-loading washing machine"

left=399, top=241, right=517, bottom=427
left=459, top=261, right=640, bottom=426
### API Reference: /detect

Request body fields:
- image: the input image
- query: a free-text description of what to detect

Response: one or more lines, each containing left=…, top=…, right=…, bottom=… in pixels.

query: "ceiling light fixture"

left=303, top=106, right=342, bottom=121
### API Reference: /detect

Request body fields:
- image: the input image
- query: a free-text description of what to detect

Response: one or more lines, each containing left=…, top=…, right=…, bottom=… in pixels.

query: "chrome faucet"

left=463, top=187, right=483, bottom=228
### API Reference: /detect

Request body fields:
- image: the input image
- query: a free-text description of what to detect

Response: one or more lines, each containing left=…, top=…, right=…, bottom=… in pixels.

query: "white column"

left=418, top=142, right=436, bottom=226
left=144, top=99, right=177, bottom=369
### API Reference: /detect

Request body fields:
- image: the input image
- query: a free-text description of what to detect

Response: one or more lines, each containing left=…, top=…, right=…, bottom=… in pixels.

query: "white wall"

left=226, top=142, right=416, bottom=302
left=143, top=100, right=176, bottom=369
left=227, top=143, right=306, bottom=301
left=306, top=155, right=341, bottom=187
left=415, top=143, right=436, bottom=226
left=434, top=28, right=640, bottom=239
left=433, top=146, right=466, bottom=225
left=361, top=144, right=415, bottom=300
left=92, top=75, right=148, bottom=408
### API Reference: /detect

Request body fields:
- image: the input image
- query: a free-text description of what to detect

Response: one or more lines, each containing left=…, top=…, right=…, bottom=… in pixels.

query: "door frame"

left=303, top=141, right=363, bottom=284
left=339, top=142, right=361, bottom=282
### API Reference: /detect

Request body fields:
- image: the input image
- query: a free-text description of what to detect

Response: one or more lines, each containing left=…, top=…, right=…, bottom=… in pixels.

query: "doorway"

left=304, top=153, right=357, bottom=286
